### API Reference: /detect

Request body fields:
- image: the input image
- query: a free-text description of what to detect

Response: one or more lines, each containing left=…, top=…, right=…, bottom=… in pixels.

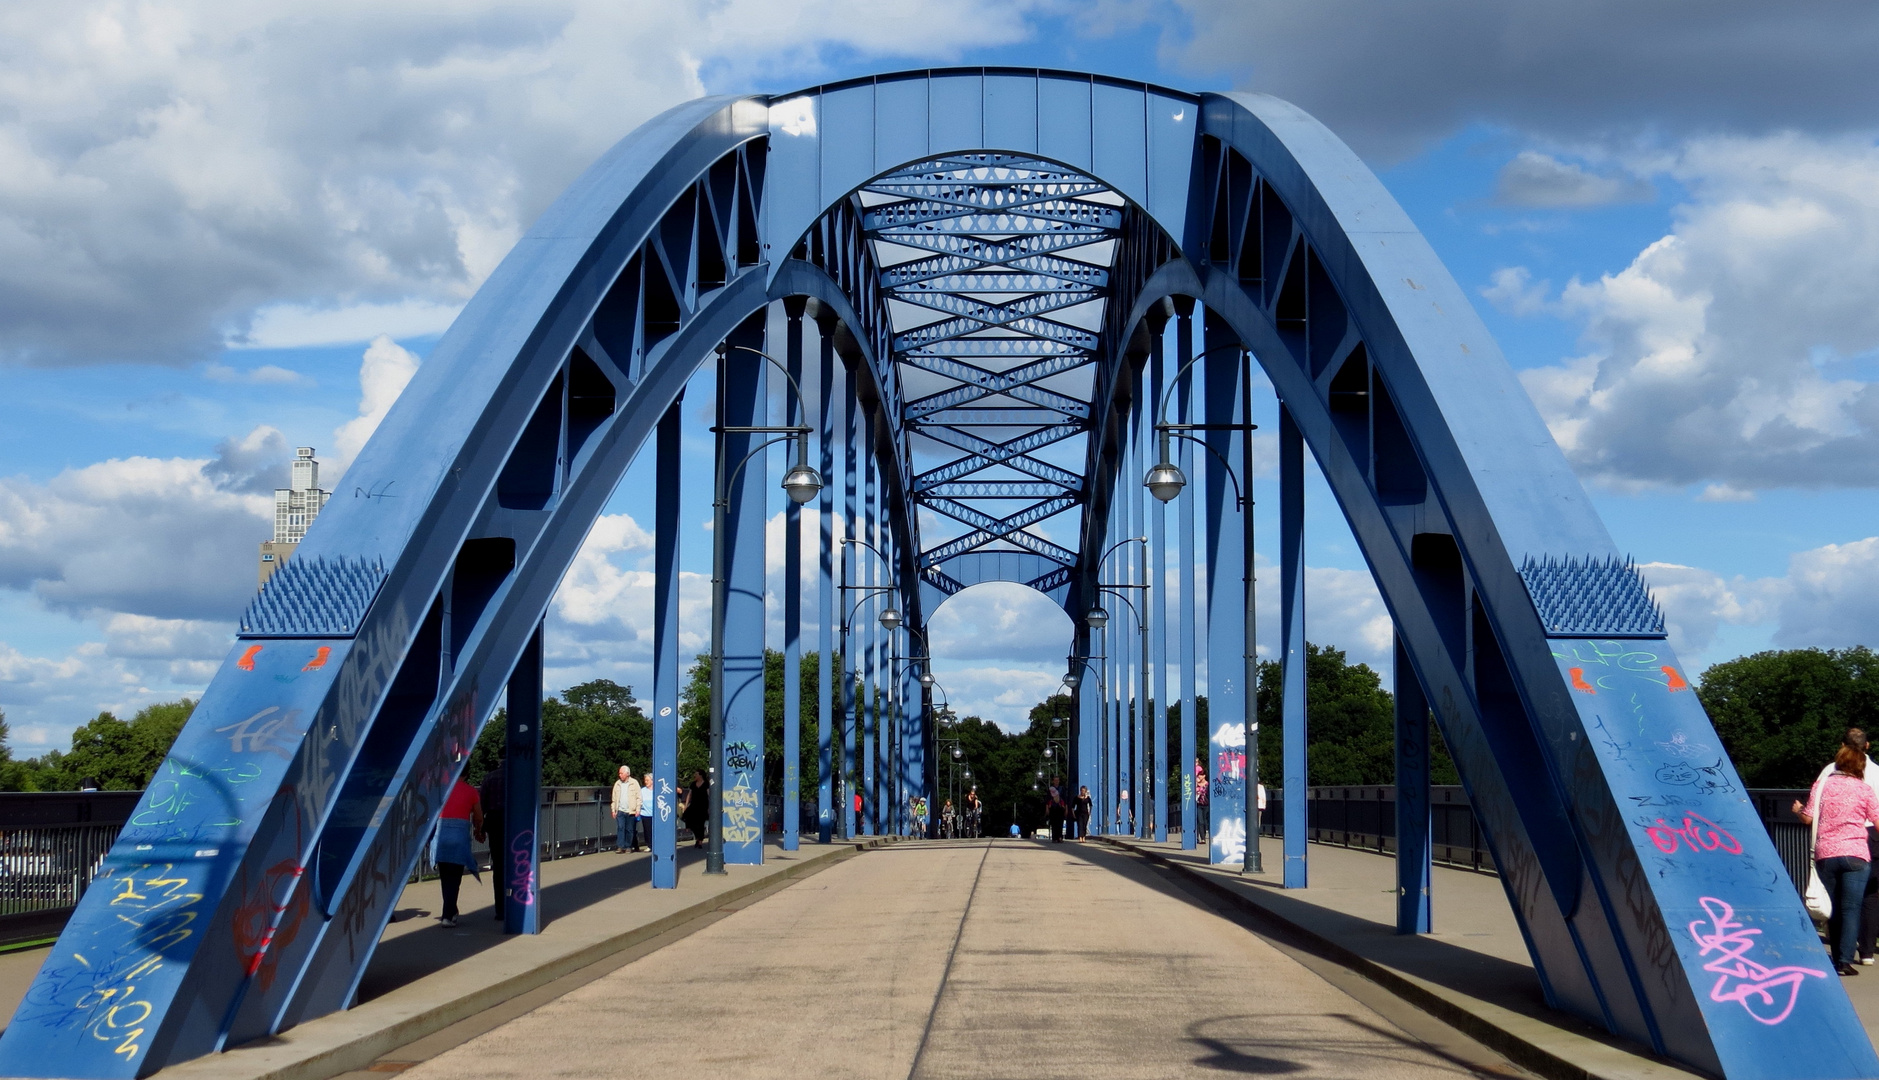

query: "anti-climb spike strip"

left=240, top=555, right=389, bottom=638
left=1518, top=554, right=1666, bottom=638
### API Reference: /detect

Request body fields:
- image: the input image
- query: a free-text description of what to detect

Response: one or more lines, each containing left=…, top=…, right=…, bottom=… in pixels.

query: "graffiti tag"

left=1644, top=813, right=1742, bottom=857
left=1689, top=896, right=1827, bottom=1024
left=215, top=707, right=301, bottom=759
left=721, top=775, right=761, bottom=845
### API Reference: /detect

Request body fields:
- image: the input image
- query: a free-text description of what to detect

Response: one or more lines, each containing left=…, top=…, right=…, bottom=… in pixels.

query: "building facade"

left=258, top=446, right=330, bottom=586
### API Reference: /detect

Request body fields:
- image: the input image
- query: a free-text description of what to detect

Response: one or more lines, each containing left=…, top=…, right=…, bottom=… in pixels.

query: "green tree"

left=38, top=700, right=196, bottom=790
left=1253, top=644, right=1407, bottom=786
left=465, top=680, right=650, bottom=788
left=1697, top=647, right=1879, bottom=788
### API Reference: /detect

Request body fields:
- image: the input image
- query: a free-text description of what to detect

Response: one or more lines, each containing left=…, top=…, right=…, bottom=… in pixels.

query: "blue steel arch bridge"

left=0, top=69, right=1870, bottom=1080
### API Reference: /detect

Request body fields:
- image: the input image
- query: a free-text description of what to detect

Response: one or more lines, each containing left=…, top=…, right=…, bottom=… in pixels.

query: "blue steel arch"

left=0, top=70, right=1867, bottom=1080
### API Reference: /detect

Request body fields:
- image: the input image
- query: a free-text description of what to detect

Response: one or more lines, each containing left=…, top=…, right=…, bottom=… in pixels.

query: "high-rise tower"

left=258, top=446, right=331, bottom=586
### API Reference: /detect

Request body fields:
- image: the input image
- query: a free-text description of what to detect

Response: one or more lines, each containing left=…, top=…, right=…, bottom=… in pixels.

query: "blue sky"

left=4, top=1, right=1879, bottom=751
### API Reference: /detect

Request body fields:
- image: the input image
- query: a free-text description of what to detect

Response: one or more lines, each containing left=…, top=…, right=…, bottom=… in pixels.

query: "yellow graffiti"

left=722, top=775, right=761, bottom=845
left=77, top=864, right=203, bottom=1062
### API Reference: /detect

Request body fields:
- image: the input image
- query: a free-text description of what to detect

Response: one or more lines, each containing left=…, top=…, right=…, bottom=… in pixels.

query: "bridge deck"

left=376, top=840, right=1516, bottom=1080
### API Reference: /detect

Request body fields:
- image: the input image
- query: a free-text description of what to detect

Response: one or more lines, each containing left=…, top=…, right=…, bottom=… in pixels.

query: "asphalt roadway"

left=393, top=839, right=1525, bottom=1080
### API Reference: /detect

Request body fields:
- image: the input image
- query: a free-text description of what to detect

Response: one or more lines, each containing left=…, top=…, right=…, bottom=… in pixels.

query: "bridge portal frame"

left=0, top=69, right=1867, bottom=1080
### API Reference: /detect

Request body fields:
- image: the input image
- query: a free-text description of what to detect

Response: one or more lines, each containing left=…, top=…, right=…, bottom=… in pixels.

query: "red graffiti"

left=1569, top=667, right=1595, bottom=693
left=1646, top=813, right=1742, bottom=856
left=237, top=644, right=263, bottom=671
left=302, top=646, right=331, bottom=672
left=1663, top=665, right=1688, bottom=691
left=1216, top=750, right=1246, bottom=781
left=1690, top=897, right=1827, bottom=1024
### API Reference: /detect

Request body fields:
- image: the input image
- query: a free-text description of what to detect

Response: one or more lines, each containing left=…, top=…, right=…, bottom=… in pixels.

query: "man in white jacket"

left=612, top=766, right=642, bottom=852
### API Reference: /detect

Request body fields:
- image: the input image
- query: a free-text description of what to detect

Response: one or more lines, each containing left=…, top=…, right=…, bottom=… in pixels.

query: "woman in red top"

left=1796, top=743, right=1879, bottom=974
left=435, top=778, right=485, bottom=928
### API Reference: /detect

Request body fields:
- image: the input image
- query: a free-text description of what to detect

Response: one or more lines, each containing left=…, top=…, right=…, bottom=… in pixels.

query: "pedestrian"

left=434, top=776, right=484, bottom=928
left=1195, top=760, right=1210, bottom=843
left=1073, top=785, right=1093, bottom=840
left=1816, top=729, right=1879, bottom=964
left=965, top=789, right=982, bottom=837
left=640, top=771, right=655, bottom=848
left=680, top=769, right=710, bottom=848
left=1045, top=777, right=1068, bottom=843
left=854, top=789, right=864, bottom=835
left=611, top=766, right=641, bottom=852
left=1116, top=786, right=1131, bottom=833
left=1795, top=739, right=1879, bottom=975
left=941, top=799, right=956, bottom=839
left=478, top=764, right=506, bottom=921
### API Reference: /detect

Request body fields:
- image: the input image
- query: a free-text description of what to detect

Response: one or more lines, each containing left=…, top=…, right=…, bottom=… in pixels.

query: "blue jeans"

left=639, top=816, right=651, bottom=848
left=615, top=813, right=631, bottom=850
left=1818, top=856, right=1872, bottom=966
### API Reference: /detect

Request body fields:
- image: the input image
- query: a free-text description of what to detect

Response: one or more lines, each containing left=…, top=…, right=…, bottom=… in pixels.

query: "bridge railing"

left=0, top=786, right=695, bottom=947
left=1253, top=785, right=1813, bottom=895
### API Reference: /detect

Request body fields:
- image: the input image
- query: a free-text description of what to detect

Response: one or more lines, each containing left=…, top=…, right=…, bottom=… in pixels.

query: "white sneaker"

left=439, top=917, right=458, bottom=928
left=1862, top=957, right=1874, bottom=966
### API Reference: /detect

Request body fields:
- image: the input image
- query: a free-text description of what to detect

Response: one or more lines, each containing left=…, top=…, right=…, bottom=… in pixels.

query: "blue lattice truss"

left=860, top=156, right=1114, bottom=605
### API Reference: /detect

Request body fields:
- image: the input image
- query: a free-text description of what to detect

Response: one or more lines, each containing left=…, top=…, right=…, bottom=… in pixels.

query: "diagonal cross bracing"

left=862, top=154, right=1123, bottom=590
left=912, top=424, right=1085, bottom=491
left=901, top=353, right=1092, bottom=420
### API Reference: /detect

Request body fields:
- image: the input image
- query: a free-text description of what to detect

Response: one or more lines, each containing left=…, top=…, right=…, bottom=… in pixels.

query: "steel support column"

left=1149, top=309, right=1170, bottom=844
left=1175, top=299, right=1199, bottom=852
left=651, top=399, right=682, bottom=888
left=782, top=299, right=805, bottom=851
left=717, top=317, right=767, bottom=867
left=843, top=370, right=859, bottom=841
left=502, top=622, right=543, bottom=934
left=816, top=315, right=837, bottom=845
left=1204, top=315, right=1247, bottom=867
left=1395, top=631, right=1433, bottom=933
left=1280, top=404, right=1307, bottom=889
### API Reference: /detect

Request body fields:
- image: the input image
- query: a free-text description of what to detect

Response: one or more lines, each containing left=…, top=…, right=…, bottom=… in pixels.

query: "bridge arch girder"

left=0, top=69, right=1866, bottom=1080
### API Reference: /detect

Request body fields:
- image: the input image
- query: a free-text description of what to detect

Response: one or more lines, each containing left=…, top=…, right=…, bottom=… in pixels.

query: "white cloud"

left=0, top=453, right=271, bottom=621
left=1519, top=133, right=1879, bottom=491
left=331, top=334, right=420, bottom=474
left=230, top=299, right=462, bottom=350
left=203, top=361, right=311, bottom=385
left=0, top=0, right=1050, bottom=365
left=1495, top=151, right=1652, bottom=208
left=1481, top=266, right=1554, bottom=318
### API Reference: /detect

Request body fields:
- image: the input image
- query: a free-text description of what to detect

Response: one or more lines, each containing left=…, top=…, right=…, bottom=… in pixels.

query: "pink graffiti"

left=1689, top=897, right=1826, bottom=1025
left=508, top=829, right=537, bottom=907
left=1216, top=750, right=1246, bottom=781
left=1646, top=813, right=1743, bottom=856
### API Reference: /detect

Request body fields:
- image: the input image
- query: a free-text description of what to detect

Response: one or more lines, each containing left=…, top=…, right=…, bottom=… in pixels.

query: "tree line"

left=5, top=644, right=1875, bottom=796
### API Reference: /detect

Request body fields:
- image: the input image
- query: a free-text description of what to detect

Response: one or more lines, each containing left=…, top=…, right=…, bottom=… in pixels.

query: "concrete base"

left=0, top=837, right=893, bottom=1080
left=1107, top=838, right=1737, bottom=1080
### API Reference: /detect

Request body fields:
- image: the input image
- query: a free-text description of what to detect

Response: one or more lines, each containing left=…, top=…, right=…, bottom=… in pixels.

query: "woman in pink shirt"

left=1796, top=743, right=1879, bottom=975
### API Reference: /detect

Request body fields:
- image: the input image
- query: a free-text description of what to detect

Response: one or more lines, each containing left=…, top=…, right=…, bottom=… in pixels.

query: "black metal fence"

left=1256, top=785, right=1814, bottom=896
left=0, top=786, right=698, bottom=948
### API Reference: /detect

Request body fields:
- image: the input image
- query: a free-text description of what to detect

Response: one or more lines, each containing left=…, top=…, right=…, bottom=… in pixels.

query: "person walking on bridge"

left=1796, top=741, right=1879, bottom=975
left=1073, top=786, right=1093, bottom=840
left=681, top=769, right=710, bottom=848
left=434, top=777, right=484, bottom=929
left=640, top=771, right=655, bottom=847
left=1045, top=777, right=1068, bottom=843
left=612, top=766, right=641, bottom=853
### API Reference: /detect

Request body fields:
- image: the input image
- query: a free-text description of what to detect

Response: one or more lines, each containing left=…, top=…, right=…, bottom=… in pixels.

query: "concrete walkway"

left=1112, top=836, right=1879, bottom=1080
left=391, top=840, right=1527, bottom=1080
left=1, top=836, right=891, bottom=1079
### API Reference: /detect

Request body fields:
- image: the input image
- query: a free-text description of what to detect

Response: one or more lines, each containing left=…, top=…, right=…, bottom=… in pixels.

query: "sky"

left=3, top=0, right=1879, bottom=751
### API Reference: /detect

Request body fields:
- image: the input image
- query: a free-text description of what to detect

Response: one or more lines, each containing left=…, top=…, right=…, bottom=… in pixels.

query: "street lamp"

left=879, top=607, right=902, bottom=632
left=708, top=343, right=820, bottom=876
left=1085, top=606, right=1109, bottom=629
left=1140, top=341, right=1263, bottom=874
